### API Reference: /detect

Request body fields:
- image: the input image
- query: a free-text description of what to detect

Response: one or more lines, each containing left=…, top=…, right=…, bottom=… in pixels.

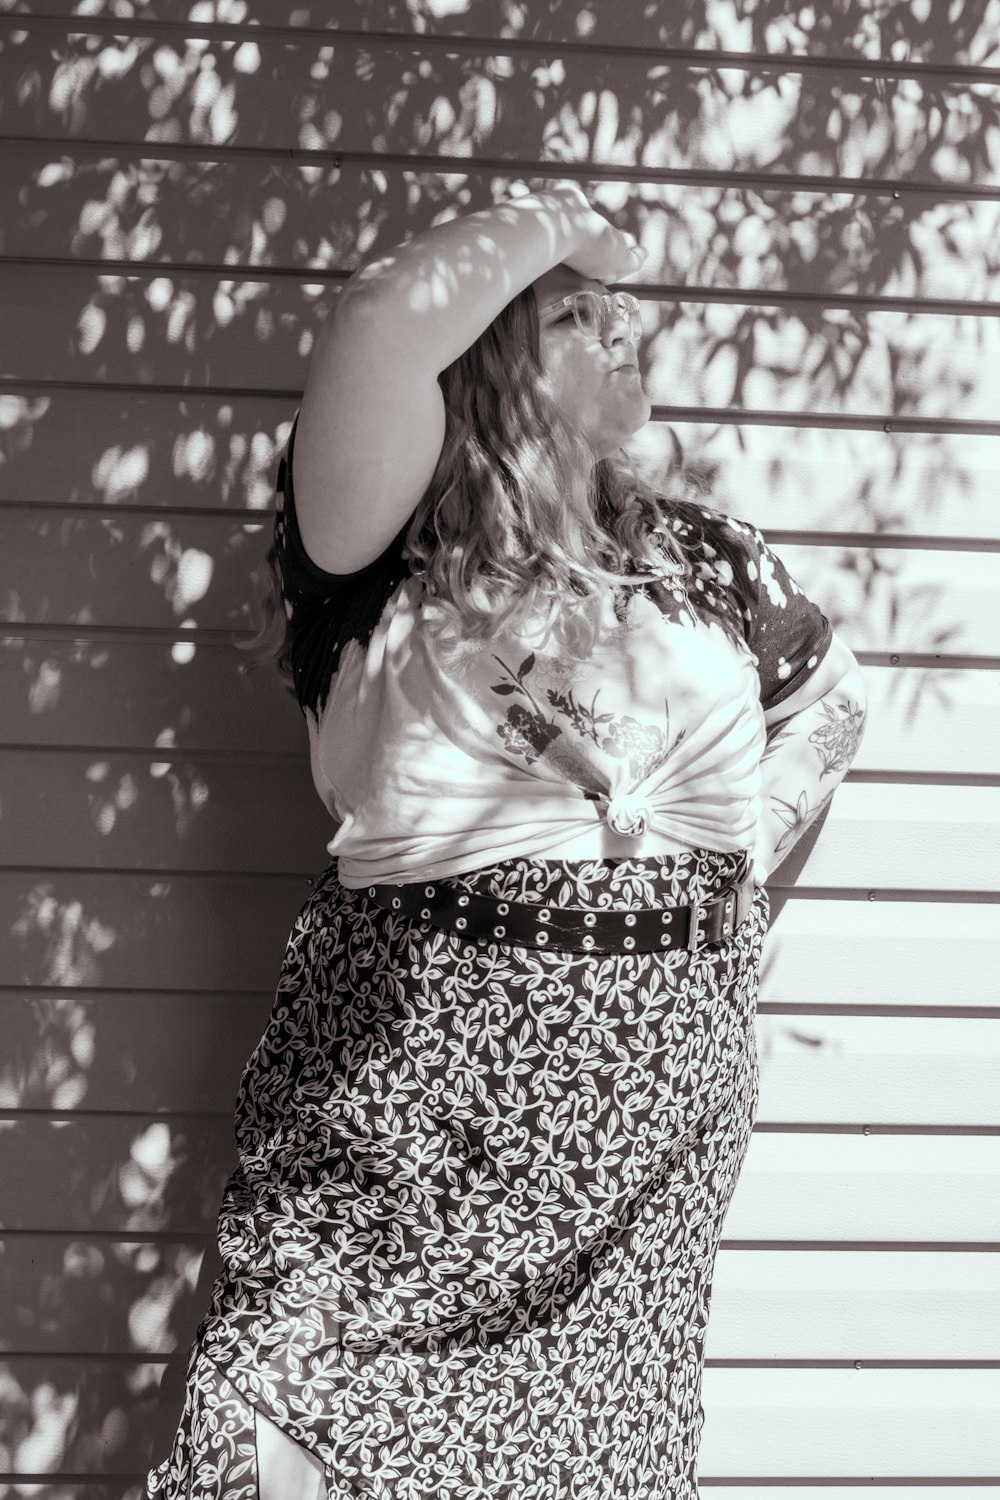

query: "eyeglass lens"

left=572, top=292, right=641, bottom=343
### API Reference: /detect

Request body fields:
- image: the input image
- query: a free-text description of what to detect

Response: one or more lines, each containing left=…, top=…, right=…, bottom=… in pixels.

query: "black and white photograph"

left=0, top=1, right=998, bottom=1496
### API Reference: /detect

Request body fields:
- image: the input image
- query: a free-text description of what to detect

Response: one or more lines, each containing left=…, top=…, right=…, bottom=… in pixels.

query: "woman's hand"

left=567, top=224, right=647, bottom=283
left=517, top=179, right=648, bottom=283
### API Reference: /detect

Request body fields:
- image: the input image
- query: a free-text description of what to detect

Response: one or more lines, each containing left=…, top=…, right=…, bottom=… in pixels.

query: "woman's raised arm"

left=292, top=185, right=643, bottom=575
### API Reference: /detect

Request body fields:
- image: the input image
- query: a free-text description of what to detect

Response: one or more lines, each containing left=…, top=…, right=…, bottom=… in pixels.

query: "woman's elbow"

left=838, top=654, right=868, bottom=713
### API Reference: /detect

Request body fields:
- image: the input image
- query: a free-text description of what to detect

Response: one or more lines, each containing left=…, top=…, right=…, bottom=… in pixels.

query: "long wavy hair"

left=402, top=281, right=688, bottom=662
left=240, top=281, right=749, bottom=686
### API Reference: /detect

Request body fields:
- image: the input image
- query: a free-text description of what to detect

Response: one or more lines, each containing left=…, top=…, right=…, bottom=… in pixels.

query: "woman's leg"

left=255, top=1406, right=326, bottom=1500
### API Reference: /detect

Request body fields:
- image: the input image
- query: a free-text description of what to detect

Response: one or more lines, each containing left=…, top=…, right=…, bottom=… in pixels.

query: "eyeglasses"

left=539, top=290, right=643, bottom=345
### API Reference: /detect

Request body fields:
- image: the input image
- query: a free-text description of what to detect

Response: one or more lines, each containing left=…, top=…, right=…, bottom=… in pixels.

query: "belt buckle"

left=687, top=899, right=704, bottom=952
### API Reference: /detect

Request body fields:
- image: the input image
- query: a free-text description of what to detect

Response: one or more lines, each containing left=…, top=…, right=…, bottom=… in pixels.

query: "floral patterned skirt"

left=146, top=848, right=768, bottom=1500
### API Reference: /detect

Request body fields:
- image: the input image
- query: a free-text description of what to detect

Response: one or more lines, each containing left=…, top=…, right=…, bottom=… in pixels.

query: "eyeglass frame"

left=538, top=289, right=643, bottom=346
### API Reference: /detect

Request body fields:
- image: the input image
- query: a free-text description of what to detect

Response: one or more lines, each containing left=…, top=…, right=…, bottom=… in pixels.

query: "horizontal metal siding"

left=0, top=5, right=997, bottom=1491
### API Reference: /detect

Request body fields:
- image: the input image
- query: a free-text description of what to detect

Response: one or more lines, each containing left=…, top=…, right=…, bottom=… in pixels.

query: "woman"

left=147, top=183, right=867, bottom=1499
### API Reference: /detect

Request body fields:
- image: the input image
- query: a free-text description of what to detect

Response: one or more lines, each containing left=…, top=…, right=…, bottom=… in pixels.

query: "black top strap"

left=665, top=500, right=833, bottom=713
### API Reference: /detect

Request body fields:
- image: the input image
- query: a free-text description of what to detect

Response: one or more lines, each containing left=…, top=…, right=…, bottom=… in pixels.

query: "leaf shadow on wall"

left=0, top=0, right=992, bottom=1481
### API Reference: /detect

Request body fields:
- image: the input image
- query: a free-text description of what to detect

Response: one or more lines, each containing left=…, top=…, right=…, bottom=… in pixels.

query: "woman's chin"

left=592, top=404, right=651, bottom=459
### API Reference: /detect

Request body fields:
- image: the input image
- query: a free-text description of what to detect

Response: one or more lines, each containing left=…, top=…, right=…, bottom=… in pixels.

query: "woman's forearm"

left=752, top=667, right=869, bottom=885
left=338, top=186, right=597, bottom=374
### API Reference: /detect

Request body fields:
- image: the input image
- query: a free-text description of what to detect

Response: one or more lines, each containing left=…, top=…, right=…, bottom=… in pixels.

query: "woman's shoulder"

left=648, top=493, right=760, bottom=581
left=653, top=492, right=757, bottom=545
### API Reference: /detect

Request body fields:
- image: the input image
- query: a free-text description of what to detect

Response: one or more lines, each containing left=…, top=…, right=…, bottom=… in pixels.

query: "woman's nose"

left=603, top=309, right=633, bottom=347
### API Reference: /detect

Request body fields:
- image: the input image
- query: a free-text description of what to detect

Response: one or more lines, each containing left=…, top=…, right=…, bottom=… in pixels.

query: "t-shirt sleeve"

left=272, top=410, right=413, bottom=717
left=725, top=515, right=834, bottom=712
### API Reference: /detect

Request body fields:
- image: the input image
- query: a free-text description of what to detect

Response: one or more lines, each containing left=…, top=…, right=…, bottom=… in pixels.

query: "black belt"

left=363, top=864, right=756, bottom=956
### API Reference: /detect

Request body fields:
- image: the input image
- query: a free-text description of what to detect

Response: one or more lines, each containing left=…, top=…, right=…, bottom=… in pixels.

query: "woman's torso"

left=309, top=551, right=766, bottom=887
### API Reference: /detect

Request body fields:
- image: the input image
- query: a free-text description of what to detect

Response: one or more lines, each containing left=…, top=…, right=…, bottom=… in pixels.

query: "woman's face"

left=532, top=265, right=652, bottom=461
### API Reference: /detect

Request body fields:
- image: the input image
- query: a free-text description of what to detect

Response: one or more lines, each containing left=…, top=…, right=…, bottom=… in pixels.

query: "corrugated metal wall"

left=1, top=1, right=998, bottom=1492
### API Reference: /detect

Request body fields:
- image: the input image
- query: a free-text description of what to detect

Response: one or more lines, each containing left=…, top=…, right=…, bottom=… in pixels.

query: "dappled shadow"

left=0, top=0, right=995, bottom=1484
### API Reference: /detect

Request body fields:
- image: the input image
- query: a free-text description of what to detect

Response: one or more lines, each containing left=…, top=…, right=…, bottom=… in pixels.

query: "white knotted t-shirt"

left=307, top=573, right=766, bottom=886
left=274, top=414, right=833, bottom=887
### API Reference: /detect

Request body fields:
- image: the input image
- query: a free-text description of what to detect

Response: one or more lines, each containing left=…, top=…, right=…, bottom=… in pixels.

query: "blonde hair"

left=401, top=281, right=685, bottom=662
left=241, top=281, right=747, bottom=693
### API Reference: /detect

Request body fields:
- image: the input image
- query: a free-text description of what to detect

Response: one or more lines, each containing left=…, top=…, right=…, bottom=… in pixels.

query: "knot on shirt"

left=606, top=791, right=654, bottom=838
